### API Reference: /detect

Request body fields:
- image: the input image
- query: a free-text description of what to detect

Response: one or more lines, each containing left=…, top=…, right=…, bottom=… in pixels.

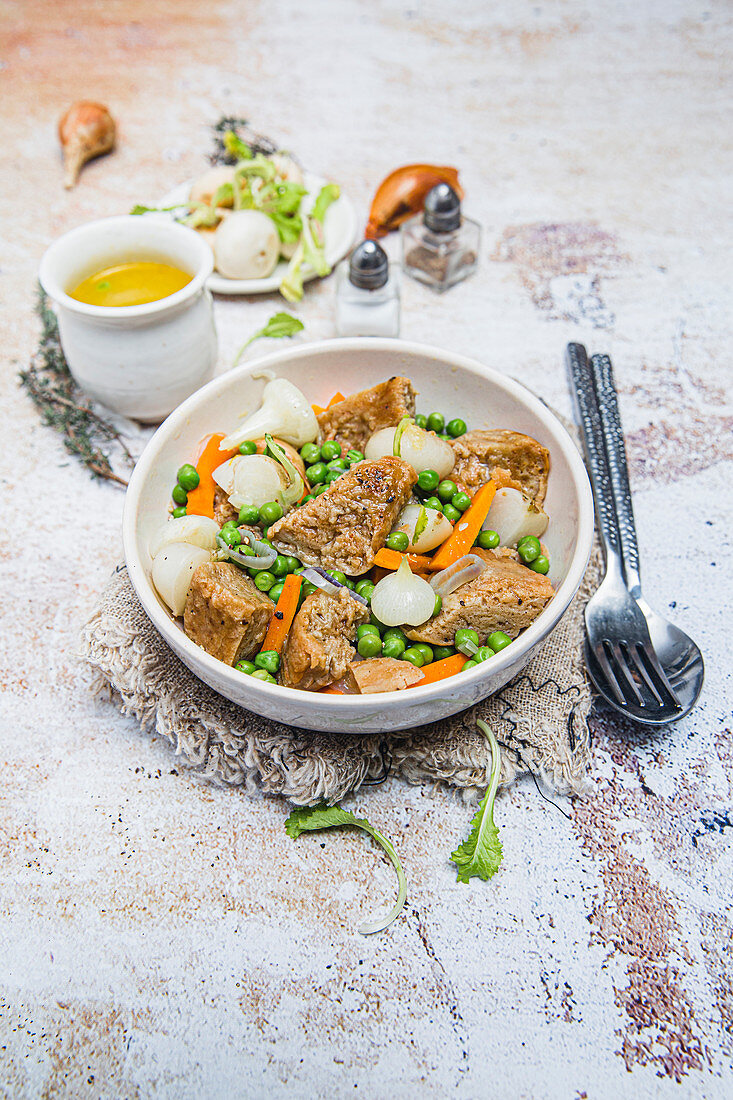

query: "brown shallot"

left=59, top=101, right=117, bottom=188
left=365, top=164, right=463, bottom=238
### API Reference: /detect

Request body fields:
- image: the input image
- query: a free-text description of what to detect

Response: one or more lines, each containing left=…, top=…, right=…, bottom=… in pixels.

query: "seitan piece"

left=451, top=429, right=550, bottom=506
left=345, top=658, right=423, bottom=694
left=281, top=589, right=369, bottom=691
left=317, top=376, right=417, bottom=452
left=183, top=561, right=272, bottom=665
left=268, top=456, right=416, bottom=576
left=405, top=549, right=554, bottom=645
left=213, top=486, right=238, bottom=527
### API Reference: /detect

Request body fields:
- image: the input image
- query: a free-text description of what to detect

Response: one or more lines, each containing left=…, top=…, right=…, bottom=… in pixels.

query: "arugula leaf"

left=450, top=720, right=504, bottom=883
left=129, top=203, right=187, bottom=215
left=311, top=182, right=340, bottom=223
left=231, top=312, right=304, bottom=368
left=280, top=183, right=340, bottom=302
left=285, top=803, right=407, bottom=935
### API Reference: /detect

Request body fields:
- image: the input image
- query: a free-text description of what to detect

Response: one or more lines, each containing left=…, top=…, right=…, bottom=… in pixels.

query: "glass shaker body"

left=335, top=260, right=400, bottom=337
left=401, top=213, right=481, bottom=292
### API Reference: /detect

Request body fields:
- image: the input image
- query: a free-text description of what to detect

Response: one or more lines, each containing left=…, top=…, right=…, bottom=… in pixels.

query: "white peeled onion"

left=364, top=424, right=455, bottom=478
left=370, top=558, right=437, bottom=628
left=483, top=487, right=549, bottom=547
left=189, top=166, right=236, bottom=206
left=149, top=514, right=220, bottom=558
left=392, top=504, right=453, bottom=552
left=212, top=454, right=288, bottom=511
left=213, top=210, right=279, bottom=280
left=151, top=542, right=211, bottom=617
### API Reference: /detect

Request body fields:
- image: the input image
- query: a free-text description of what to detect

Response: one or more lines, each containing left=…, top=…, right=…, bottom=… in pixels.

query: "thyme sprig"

left=19, top=287, right=134, bottom=486
left=210, top=116, right=279, bottom=166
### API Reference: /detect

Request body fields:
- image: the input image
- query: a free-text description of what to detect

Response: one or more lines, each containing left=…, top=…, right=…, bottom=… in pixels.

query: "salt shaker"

left=335, top=240, right=400, bottom=337
left=401, top=183, right=481, bottom=292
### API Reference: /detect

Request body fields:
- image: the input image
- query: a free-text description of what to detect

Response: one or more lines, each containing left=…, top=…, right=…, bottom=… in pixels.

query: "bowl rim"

left=123, top=338, right=594, bottom=711
left=38, top=214, right=214, bottom=320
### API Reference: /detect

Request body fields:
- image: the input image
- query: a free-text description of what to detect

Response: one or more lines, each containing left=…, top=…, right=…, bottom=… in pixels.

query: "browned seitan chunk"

left=345, top=657, right=423, bottom=694
left=317, top=376, right=417, bottom=452
left=281, top=589, right=369, bottom=691
left=451, top=429, right=550, bottom=506
left=268, top=457, right=416, bottom=576
left=213, top=486, right=238, bottom=528
left=184, top=562, right=272, bottom=665
left=405, top=549, right=553, bottom=645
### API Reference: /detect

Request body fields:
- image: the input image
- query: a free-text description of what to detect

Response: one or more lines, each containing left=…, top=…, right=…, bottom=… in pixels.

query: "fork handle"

left=590, top=354, right=642, bottom=593
left=566, top=343, right=624, bottom=575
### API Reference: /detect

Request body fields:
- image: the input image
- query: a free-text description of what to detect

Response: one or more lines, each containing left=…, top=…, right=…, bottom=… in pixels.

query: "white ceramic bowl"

left=123, top=339, right=593, bottom=733
left=39, top=215, right=218, bottom=422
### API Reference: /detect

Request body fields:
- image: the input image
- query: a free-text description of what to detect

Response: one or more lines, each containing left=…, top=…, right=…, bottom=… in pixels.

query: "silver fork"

left=567, top=343, right=702, bottom=724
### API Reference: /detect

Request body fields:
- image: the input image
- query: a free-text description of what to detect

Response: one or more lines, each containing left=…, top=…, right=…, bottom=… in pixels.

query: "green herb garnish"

left=231, top=312, right=304, bottom=369
left=450, top=720, right=504, bottom=882
left=414, top=505, right=428, bottom=541
left=285, top=803, right=407, bottom=934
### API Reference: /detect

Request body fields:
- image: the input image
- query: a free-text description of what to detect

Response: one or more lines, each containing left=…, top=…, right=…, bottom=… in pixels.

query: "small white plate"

left=157, top=171, right=357, bottom=296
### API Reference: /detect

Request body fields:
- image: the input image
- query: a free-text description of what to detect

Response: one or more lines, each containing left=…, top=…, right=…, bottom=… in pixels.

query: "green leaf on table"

left=285, top=803, right=407, bottom=934
left=450, top=719, right=504, bottom=883
left=232, top=312, right=304, bottom=369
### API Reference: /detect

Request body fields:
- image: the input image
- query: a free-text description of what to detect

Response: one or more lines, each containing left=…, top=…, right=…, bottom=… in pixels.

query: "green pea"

left=325, top=469, right=343, bottom=483
left=414, top=414, right=428, bottom=429
left=172, top=506, right=187, bottom=518
left=238, top=546, right=255, bottom=558
left=171, top=484, right=188, bottom=506
left=443, top=504, right=461, bottom=524
left=235, top=659, right=256, bottom=674
left=268, top=581, right=285, bottom=603
left=300, top=494, right=315, bottom=506
left=355, top=580, right=375, bottom=600
left=176, top=463, right=200, bottom=491
left=357, top=624, right=381, bottom=639
left=382, top=636, right=406, bottom=659
left=285, top=556, right=301, bottom=573
left=346, top=449, right=364, bottom=464
left=222, top=527, right=242, bottom=547
left=255, top=650, right=281, bottom=674
left=402, top=646, right=425, bottom=668
left=455, top=628, right=480, bottom=651
left=437, top=479, right=457, bottom=503
left=327, top=569, right=348, bottom=585
left=462, top=659, right=478, bottom=671
left=530, top=555, right=550, bottom=575
left=369, top=613, right=387, bottom=634
left=301, top=580, right=317, bottom=598
left=314, top=483, right=329, bottom=496
left=451, top=491, right=471, bottom=513
left=476, top=529, right=500, bottom=550
left=300, top=442, right=321, bottom=465
left=487, top=631, right=512, bottom=653
left=271, top=555, right=290, bottom=577
left=446, top=418, right=467, bottom=438
left=259, top=536, right=274, bottom=548
left=432, top=645, right=455, bottom=662
left=238, top=440, right=258, bottom=456
left=327, top=457, right=349, bottom=472
left=423, top=496, right=443, bottom=512
left=417, top=469, right=440, bottom=492
left=433, top=593, right=442, bottom=616
left=321, top=440, right=342, bottom=461
left=477, top=646, right=494, bottom=662
left=438, top=433, right=452, bottom=441
left=259, top=501, right=283, bottom=525
left=254, top=571, right=275, bottom=592
left=386, top=531, right=409, bottom=552
left=357, top=633, right=383, bottom=658
left=250, top=668, right=277, bottom=684
left=426, top=412, right=445, bottom=433
left=413, top=643, right=434, bottom=665
left=517, top=536, right=541, bottom=564
left=383, top=627, right=408, bottom=646
left=306, top=462, right=327, bottom=485
left=238, top=504, right=260, bottom=525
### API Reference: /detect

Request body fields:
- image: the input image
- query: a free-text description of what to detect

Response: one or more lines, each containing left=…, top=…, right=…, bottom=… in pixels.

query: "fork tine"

left=590, top=640, right=628, bottom=705
left=623, top=641, right=665, bottom=706
left=607, top=641, right=645, bottom=706
left=634, top=643, right=683, bottom=710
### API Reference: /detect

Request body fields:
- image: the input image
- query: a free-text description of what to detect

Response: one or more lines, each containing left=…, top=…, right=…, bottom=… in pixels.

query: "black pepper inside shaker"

left=401, top=183, right=481, bottom=292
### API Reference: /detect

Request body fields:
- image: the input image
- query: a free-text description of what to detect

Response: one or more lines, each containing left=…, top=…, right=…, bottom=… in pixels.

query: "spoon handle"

left=590, top=354, right=642, bottom=594
left=565, top=343, right=624, bottom=579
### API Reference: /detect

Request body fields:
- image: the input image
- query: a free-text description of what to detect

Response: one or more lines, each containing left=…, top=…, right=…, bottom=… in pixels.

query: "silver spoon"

left=567, top=344, right=704, bottom=725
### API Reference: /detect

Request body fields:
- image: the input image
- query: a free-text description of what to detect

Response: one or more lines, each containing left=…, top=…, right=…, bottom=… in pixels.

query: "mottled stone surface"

left=1, top=1, right=732, bottom=1096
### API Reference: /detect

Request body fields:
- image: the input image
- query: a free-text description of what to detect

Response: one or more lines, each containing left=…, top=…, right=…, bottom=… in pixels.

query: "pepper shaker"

left=401, top=183, right=481, bottom=292
left=335, top=240, right=400, bottom=337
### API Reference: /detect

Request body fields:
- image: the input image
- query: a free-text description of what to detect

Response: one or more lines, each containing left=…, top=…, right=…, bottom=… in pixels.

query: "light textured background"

left=1, top=1, right=732, bottom=1097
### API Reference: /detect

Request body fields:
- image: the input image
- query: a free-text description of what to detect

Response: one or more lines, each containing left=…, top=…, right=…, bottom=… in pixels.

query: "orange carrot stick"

left=185, top=433, right=238, bottom=519
left=373, top=548, right=433, bottom=572
left=261, top=574, right=303, bottom=654
left=327, top=391, right=345, bottom=407
left=428, top=481, right=497, bottom=570
left=407, top=653, right=468, bottom=687
left=312, top=404, right=325, bottom=415
left=320, top=686, right=346, bottom=695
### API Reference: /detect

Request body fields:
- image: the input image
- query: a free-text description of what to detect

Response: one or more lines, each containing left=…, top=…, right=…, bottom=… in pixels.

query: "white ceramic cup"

left=39, top=215, right=218, bottom=422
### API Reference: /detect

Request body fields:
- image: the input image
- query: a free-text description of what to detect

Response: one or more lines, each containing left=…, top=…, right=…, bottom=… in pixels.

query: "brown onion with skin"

left=365, top=164, right=463, bottom=238
left=59, top=101, right=116, bottom=188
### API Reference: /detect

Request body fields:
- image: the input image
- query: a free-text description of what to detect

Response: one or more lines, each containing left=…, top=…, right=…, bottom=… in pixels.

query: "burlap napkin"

left=81, top=533, right=602, bottom=804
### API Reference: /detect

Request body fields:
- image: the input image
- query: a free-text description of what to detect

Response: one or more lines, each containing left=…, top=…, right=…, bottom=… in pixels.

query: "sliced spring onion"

left=430, top=554, right=485, bottom=598
left=216, top=533, right=277, bottom=570
left=265, top=432, right=304, bottom=508
left=300, top=565, right=369, bottom=607
left=392, top=415, right=413, bottom=458
left=413, top=505, right=428, bottom=541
